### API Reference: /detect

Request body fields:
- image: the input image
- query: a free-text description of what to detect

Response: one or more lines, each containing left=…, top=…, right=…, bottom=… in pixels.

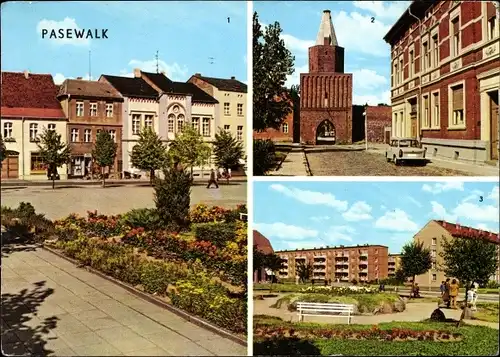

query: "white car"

left=385, top=138, right=427, bottom=165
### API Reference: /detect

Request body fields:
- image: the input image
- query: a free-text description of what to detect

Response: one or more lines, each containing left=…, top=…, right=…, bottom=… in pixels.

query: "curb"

left=42, top=245, right=247, bottom=347
left=302, top=148, right=312, bottom=176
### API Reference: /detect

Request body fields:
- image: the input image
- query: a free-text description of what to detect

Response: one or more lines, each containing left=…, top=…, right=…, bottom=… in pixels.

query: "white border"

left=246, top=0, right=253, bottom=355
left=252, top=176, right=498, bottom=182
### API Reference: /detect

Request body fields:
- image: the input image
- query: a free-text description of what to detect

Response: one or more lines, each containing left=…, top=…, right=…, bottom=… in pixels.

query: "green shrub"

left=193, top=222, right=237, bottom=248
left=120, top=208, right=161, bottom=230
left=485, top=280, right=500, bottom=289
left=140, top=261, right=171, bottom=295
left=253, top=139, right=276, bottom=176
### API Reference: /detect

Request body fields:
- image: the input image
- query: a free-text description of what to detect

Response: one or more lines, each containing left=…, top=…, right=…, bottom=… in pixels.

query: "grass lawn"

left=253, top=316, right=499, bottom=356
left=274, top=144, right=292, bottom=169
left=473, top=302, right=499, bottom=323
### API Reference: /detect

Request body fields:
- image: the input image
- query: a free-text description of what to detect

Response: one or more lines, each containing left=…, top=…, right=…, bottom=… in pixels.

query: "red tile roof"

left=435, top=220, right=500, bottom=245
left=253, top=230, right=274, bottom=255
left=1, top=72, right=66, bottom=119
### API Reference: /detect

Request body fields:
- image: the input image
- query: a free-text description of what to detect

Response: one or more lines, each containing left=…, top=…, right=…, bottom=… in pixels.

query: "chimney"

left=23, top=70, right=29, bottom=79
left=160, top=70, right=165, bottom=75
left=231, top=76, right=235, bottom=80
left=134, top=68, right=141, bottom=78
left=456, top=223, right=460, bottom=229
left=76, top=77, right=83, bottom=80
left=195, top=73, right=201, bottom=77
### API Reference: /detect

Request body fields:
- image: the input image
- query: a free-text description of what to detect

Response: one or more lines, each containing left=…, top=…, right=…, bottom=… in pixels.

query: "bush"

left=351, top=279, right=358, bottom=285
left=194, top=222, right=237, bottom=248
left=190, top=204, right=228, bottom=223
left=1, top=202, right=55, bottom=240
left=253, top=139, right=276, bottom=176
left=120, top=208, right=161, bottom=230
left=485, top=280, right=500, bottom=289
left=154, top=167, right=191, bottom=232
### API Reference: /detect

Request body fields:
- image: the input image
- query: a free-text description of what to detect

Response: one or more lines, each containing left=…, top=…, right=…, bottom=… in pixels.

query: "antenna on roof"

left=155, top=50, right=159, bottom=73
left=88, top=50, right=92, bottom=81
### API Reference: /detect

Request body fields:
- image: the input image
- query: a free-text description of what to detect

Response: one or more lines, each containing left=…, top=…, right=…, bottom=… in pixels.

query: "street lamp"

left=362, top=102, right=368, bottom=151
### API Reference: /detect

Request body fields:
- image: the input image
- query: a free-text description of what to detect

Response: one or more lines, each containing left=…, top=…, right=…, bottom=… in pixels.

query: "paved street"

left=305, top=147, right=474, bottom=176
left=0, top=183, right=246, bottom=220
left=1, top=246, right=246, bottom=356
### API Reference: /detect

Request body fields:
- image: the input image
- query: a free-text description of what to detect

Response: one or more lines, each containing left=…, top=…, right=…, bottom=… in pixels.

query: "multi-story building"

left=1, top=71, right=68, bottom=180
left=57, top=79, right=124, bottom=178
left=276, top=244, right=389, bottom=283
left=188, top=74, right=248, bottom=152
left=366, top=105, right=393, bottom=144
left=384, top=1, right=500, bottom=164
left=388, top=254, right=402, bottom=277
left=300, top=10, right=353, bottom=145
left=253, top=108, right=294, bottom=142
left=413, top=220, right=500, bottom=288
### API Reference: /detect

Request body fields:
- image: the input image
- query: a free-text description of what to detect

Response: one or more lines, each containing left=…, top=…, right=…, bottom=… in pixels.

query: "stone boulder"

left=394, top=299, right=406, bottom=312
left=430, top=308, right=446, bottom=322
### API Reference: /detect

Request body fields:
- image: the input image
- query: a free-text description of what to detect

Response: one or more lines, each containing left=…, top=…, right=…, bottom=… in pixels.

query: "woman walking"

left=449, top=279, right=459, bottom=309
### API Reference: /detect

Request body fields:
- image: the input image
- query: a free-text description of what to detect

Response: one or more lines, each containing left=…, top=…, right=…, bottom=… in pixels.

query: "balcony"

left=359, top=269, right=368, bottom=273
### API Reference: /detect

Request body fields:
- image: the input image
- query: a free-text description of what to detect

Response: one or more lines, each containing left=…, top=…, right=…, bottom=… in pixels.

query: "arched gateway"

left=316, top=119, right=336, bottom=144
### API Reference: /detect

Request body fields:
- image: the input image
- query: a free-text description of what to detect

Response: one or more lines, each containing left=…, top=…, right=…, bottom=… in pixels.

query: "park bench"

left=297, top=302, right=354, bottom=324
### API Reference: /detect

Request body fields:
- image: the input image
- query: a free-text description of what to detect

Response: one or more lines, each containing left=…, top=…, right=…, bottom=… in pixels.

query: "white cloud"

left=311, top=216, right=330, bottom=222
left=270, top=184, right=348, bottom=211
left=37, top=18, right=90, bottom=46
left=352, top=1, right=410, bottom=21
left=462, top=189, right=485, bottom=203
left=342, top=201, right=372, bottom=221
left=375, top=209, right=418, bottom=232
left=431, top=200, right=499, bottom=223
left=430, top=201, right=457, bottom=222
left=422, top=182, right=464, bottom=194
left=487, top=186, right=499, bottom=202
left=406, top=196, right=422, bottom=208
left=281, top=33, right=315, bottom=54
left=476, top=223, right=498, bottom=233
left=253, top=222, right=318, bottom=240
left=325, top=225, right=356, bottom=242
left=353, top=91, right=391, bottom=106
left=352, top=69, right=388, bottom=91
left=53, top=73, right=67, bottom=85
left=128, top=59, right=189, bottom=81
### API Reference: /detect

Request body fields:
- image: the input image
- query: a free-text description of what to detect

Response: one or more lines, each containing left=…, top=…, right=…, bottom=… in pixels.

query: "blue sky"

left=254, top=1, right=411, bottom=105
left=1, top=1, right=247, bottom=84
left=254, top=181, right=500, bottom=254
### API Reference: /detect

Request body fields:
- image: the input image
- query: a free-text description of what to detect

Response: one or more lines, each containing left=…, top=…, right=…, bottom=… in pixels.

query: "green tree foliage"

left=36, top=128, right=71, bottom=189
left=440, top=235, right=498, bottom=303
left=296, top=262, right=313, bottom=284
left=154, top=167, right=191, bottom=232
left=130, top=127, right=167, bottom=185
left=253, top=139, right=276, bottom=176
left=0, top=134, right=6, bottom=167
left=253, top=12, right=295, bottom=132
left=400, top=241, right=432, bottom=293
left=168, top=125, right=212, bottom=178
left=212, top=128, right=244, bottom=177
left=92, top=130, right=117, bottom=188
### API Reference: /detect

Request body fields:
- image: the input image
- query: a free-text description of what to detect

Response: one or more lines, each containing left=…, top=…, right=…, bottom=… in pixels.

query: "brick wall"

left=253, top=110, right=293, bottom=142
left=366, top=106, right=392, bottom=143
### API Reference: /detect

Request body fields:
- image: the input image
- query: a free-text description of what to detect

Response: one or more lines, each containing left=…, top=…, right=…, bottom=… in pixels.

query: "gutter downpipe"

left=408, top=6, right=423, bottom=146
left=22, top=117, right=25, bottom=180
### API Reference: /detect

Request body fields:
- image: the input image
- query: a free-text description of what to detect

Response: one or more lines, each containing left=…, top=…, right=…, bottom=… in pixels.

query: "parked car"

left=385, top=138, right=427, bottom=165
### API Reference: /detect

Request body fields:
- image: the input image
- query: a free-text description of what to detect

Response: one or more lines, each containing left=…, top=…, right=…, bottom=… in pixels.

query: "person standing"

left=207, top=168, right=219, bottom=189
left=440, top=281, right=446, bottom=296
left=443, top=278, right=451, bottom=308
left=449, top=279, right=459, bottom=309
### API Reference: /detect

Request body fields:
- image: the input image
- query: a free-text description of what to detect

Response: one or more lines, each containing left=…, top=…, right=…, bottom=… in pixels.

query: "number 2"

left=371, top=17, right=375, bottom=23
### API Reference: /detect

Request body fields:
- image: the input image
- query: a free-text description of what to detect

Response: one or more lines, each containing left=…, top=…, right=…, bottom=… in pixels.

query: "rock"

left=381, top=302, right=394, bottom=314
left=430, top=308, right=446, bottom=322
left=394, top=299, right=406, bottom=312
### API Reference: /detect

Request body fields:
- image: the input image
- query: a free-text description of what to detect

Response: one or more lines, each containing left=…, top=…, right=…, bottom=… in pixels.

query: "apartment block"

left=388, top=253, right=402, bottom=277
left=276, top=244, right=389, bottom=283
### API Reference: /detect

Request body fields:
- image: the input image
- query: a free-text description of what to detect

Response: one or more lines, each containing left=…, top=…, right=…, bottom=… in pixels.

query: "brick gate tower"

left=300, top=10, right=353, bottom=145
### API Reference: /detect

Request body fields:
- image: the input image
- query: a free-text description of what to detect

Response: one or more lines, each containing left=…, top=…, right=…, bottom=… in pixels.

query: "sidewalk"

left=1, top=245, right=246, bottom=356
left=269, top=148, right=310, bottom=176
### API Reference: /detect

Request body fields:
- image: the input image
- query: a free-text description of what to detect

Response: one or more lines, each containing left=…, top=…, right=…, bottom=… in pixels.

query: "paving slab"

left=1, top=246, right=247, bottom=356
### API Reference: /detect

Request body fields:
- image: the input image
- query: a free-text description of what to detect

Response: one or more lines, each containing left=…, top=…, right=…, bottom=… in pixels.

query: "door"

left=1, top=154, right=19, bottom=179
left=490, top=92, right=499, bottom=161
left=411, top=117, right=417, bottom=138
left=385, top=130, right=391, bottom=144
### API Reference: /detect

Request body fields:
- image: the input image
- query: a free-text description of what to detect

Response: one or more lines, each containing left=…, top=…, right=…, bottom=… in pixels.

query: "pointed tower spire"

left=315, top=10, right=338, bottom=46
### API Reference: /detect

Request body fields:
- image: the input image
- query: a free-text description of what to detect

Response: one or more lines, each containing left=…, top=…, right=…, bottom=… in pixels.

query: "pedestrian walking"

left=449, top=279, right=459, bottom=309
left=443, top=278, right=451, bottom=308
left=206, top=168, right=219, bottom=189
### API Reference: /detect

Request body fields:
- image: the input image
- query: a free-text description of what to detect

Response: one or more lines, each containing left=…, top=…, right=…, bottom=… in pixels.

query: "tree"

left=36, top=128, right=71, bottom=189
left=253, top=139, right=276, bottom=176
left=212, top=128, right=244, bottom=182
left=296, top=262, right=313, bottom=284
left=253, top=12, right=295, bottom=132
left=92, top=130, right=117, bottom=188
left=440, top=235, right=498, bottom=305
left=130, top=127, right=168, bottom=185
left=154, top=166, right=191, bottom=232
left=168, top=125, right=212, bottom=179
left=0, top=134, right=6, bottom=168
left=394, top=269, right=407, bottom=284
left=400, top=241, right=432, bottom=296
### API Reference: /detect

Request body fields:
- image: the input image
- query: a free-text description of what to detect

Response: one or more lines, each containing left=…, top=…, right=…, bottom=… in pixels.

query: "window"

left=224, top=124, right=230, bottom=131
left=451, top=84, right=464, bottom=126
left=236, top=125, right=243, bottom=141
left=30, top=152, right=45, bottom=172
left=283, top=123, right=289, bottom=134
left=423, top=94, right=430, bottom=128
left=202, top=117, right=210, bottom=137
left=452, top=17, right=460, bottom=56
left=432, top=273, right=437, bottom=281
left=393, top=62, right=398, bottom=86
left=432, top=92, right=440, bottom=128
left=177, top=114, right=185, bottom=133
left=168, top=114, right=175, bottom=133
left=106, top=103, right=113, bottom=117
left=422, top=41, right=429, bottom=71
left=71, top=128, right=79, bottom=142
left=431, top=250, right=436, bottom=258
left=84, top=129, right=91, bottom=142
left=109, top=130, right=116, bottom=142
left=192, top=117, right=200, bottom=133
left=432, top=238, right=437, bottom=246
left=132, top=114, right=141, bottom=135
left=488, top=16, right=497, bottom=41
left=29, top=123, right=38, bottom=141
left=432, top=34, right=439, bottom=68
left=237, top=103, right=243, bottom=116
left=90, top=102, right=98, bottom=116
left=224, top=102, right=230, bottom=115
left=76, top=102, right=84, bottom=117
left=48, top=123, right=56, bottom=131
left=409, top=50, right=414, bottom=78
left=399, top=58, right=403, bottom=83
left=3, top=122, right=12, bottom=138
left=144, top=115, right=153, bottom=129
left=394, top=112, right=398, bottom=136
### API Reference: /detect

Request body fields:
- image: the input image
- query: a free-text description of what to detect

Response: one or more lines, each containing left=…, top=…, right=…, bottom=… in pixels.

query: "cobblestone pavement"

left=305, top=149, right=473, bottom=176
left=1, top=247, right=247, bottom=356
left=0, top=183, right=247, bottom=220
